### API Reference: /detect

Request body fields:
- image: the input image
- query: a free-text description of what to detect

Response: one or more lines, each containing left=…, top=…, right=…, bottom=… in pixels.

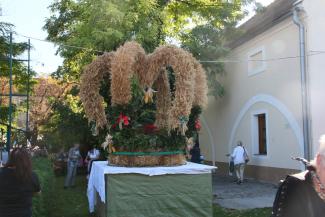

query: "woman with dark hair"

left=0, top=148, right=41, bottom=217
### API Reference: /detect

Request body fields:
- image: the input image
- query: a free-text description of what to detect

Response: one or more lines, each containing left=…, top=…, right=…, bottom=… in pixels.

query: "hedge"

left=32, top=157, right=55, bottom=217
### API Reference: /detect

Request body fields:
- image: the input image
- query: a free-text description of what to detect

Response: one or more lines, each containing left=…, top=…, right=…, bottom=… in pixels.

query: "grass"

left=213, top=206, right=272, bottom=217
left=32, top=157, right=55, bottom=217
left=44, top=174, right=272, bottom=217
left=32, top=157, right=272, bottom=216
left=47, top=175, right=89, bottom=217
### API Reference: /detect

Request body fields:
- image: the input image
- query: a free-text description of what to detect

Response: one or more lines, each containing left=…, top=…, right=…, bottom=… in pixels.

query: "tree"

left=44, top=0, right=255, bottom=85
left=181, top=24, right=229, bottom=97
left=44, top=0, right=168, bottom=83
left=28, top=77, right=97, bottom=151
left=29, top=77, right=69, bottom=146
left=39, top=86, right=96, bottom=152
left=0, top=23, right=33, bottom=95
left=41, top=0, right=257, bottom=149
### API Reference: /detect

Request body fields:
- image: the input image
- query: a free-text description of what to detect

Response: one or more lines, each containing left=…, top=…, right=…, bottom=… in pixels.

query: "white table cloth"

left=87, top=161, right=216, bottom=212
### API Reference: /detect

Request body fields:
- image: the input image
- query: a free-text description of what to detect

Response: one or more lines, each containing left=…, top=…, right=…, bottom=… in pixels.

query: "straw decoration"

left=80, top=42, right=207, bottom=135
left=110, top=41, right=146, bottom=105
left=79, top=52, right=114, bottom=130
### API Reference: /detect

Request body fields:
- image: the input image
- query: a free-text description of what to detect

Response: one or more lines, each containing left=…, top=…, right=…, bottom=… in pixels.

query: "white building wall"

left=303, top=0, right=325, bottom=157
left=200, top=17, right=305, bottom=170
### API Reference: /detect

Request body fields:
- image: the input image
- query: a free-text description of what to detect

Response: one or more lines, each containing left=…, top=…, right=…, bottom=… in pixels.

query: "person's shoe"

left=236, top=180, right=242, bottom=185
left=64, top=186, right=68, bottom=189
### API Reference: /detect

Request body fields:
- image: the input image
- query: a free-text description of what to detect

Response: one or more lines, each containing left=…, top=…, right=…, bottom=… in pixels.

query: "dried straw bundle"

left=147, top=45, right=195, bottom=131
left=192, top=59, right=208, bottom=108
left=79, top=52, right=114, bottom=129
left=80, top=41, right=208, bottom=135
left=79, top=42, right=209, bottom=166
left=109, top=154, right=186, bottom=167
left=110, top=41, right=146, bottom=105
left=154, top=70, right=171, bottom=129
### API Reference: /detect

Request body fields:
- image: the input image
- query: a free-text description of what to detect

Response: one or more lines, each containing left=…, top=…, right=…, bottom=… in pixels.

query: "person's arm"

left=68, top=148, right=73, bottom=160
left=231, top=148, right=236, bottom=158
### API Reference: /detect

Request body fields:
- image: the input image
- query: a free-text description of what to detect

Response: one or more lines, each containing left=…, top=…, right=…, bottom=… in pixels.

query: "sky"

left=0, top=0, right=275, bottom=75
left=1, top=0, right=63, bottom=76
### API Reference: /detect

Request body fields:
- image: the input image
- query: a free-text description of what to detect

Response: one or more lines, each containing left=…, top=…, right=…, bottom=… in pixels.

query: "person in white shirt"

left=86, top=146, right=100, bottom=175
left=231, top=141, right=248, bottom=184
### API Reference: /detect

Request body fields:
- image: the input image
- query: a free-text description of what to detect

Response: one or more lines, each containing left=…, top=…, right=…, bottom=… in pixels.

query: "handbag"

left=243, top=147, right=249, bottom=163
left=229, top=160, right=235, bottom=173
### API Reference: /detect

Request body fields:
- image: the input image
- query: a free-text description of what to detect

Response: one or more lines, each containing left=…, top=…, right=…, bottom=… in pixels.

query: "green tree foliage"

left=0, top=23, right=34, bottom=93
left=39, top=87, right=97, bottom=151
left=44, top=0, right=255, bottom=84
left=181, top=24, right=228, bottom=97
left=44, top=0, right=168, bottom=82
left=42, top=0, right=257, bottom=150
left=177, top=0, right=256, bottom=97
left=254, top=2, right=266, bottom=14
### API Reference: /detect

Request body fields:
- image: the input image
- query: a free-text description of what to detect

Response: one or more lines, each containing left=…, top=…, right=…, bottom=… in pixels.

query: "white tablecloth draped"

left=87, top=161, right=216, bottom=212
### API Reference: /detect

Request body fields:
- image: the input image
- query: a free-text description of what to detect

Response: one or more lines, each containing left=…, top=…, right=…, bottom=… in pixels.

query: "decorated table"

left=87, top=161, right=216, bottom=217
left=81, top=41, right=213, bottom=216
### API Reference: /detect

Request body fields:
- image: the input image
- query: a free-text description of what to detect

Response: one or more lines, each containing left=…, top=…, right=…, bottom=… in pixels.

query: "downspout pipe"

left=293, top=4, right=311, bottom=161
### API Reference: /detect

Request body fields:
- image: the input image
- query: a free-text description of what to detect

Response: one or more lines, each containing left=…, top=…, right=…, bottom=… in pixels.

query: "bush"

left=32, top=157, right=55, bottom=217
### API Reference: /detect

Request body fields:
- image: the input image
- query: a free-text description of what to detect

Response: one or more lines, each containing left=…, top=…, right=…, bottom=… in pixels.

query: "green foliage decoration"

left=106, top=76, right=187, bottom=152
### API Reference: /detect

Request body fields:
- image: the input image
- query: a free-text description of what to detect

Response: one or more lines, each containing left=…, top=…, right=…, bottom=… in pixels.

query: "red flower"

left=116, top=114, right=130, bottom=129
left=144, top=124, right=158, bottom=134
left=195, top=119, right=201, bottom=131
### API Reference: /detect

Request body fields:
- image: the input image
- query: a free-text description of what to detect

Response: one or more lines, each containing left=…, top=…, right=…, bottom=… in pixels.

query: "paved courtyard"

left=212, top=174, right=278, bottom=210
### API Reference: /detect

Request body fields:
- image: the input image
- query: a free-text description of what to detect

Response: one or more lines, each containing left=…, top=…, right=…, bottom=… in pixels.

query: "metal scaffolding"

left=0, top=33, right=31, bottom=152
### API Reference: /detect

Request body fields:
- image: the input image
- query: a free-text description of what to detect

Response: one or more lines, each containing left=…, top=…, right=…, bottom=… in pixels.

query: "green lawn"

left=213, top=206, right=271, bottom=217
left=32, top=157, right=272, bottom=216
left=46, top=175, right=271, bottom=217
left=47, top=175, right=89, bottom=217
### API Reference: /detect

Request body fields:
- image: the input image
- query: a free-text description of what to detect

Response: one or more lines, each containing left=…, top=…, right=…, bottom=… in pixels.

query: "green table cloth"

left=88, top=161, right=216, bottom=217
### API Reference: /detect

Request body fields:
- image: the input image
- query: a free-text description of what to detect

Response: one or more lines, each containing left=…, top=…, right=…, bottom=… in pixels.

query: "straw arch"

left=149, top=48, right=208, bottom=130
left=79, top=52, right=114, bottom=130
left=192, top=60, right=208, bottom=108
left=110, top=41, right=147, bottom=105
left=80, top=42, right=208, bottom=134
left=146, top=45, right=196, bottom=130
left=153, top=70, right=171, bottom=129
